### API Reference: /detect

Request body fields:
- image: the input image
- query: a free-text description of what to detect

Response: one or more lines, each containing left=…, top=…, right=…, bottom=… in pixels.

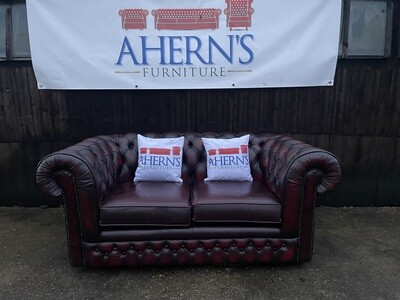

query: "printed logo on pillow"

left=134, top=135, right=184, bottom=182
left=202, top=135, right=253, bottom=181
left=139, top=147, right=181, bottom=170
left=207, top=145, right=249, bottom=170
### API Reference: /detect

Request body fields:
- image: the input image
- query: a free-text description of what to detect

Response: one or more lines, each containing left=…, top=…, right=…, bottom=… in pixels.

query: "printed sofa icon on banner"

left=225, top=0, right=254, bottom=31
left=119, top=9, right=149, bottom=30
left=152, top=8, right=222, bottom=31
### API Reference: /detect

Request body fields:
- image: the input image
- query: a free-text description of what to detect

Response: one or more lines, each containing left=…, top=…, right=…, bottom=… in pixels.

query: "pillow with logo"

left=134, top=135, right=184, bottom=182
left=202, top=135, right=253, bottom=181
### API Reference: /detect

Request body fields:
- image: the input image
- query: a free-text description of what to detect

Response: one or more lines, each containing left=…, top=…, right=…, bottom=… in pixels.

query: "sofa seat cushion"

left=100, top=181, right=191, bottom=227
left=125, top=18, right=146, bottom=22
left=192, top=181, right=281, bottom=224
left=228, top=16, right=250, bottom=21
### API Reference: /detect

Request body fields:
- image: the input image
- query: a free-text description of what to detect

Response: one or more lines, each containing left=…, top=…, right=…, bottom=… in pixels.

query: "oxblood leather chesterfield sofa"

left=35, top=133, right=341, bottom=267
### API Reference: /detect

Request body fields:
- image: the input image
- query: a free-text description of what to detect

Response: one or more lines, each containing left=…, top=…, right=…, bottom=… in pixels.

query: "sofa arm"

left=36, top=136, right=123, bottom=235
left=36, top=136, right=122, bottom=201
left=260, top=135, right=340, bottom=196
left=259, top=135, right=341, bottom=235
left=36, top=136, right=125, bottom=266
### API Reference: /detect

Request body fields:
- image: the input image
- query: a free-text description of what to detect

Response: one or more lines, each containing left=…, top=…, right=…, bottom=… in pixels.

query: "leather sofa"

left=35, top=133, right=341, bottom=267
left=152, top=9, right=221, bottom=31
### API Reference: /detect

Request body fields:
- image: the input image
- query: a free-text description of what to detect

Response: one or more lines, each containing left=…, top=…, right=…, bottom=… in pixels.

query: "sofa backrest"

left=152, top=8, right=221, bottom=19
left=113, top=132, right=270, bottom=184
left=119, top=9, right=148, bottom=18
left=226, top=0, right=254, bottom=17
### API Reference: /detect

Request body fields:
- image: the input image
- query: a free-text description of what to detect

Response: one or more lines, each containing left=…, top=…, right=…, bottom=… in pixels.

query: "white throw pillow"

left=202, top=135, right=253, bottom=181
left=134, top=135, right=184, bottom=182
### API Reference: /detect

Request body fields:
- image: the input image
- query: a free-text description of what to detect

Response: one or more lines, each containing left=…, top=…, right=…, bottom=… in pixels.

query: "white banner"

left=26, top=0, right=341, bottom=90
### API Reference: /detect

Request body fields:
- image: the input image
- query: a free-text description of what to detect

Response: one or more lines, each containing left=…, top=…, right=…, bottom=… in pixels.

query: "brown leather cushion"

left=100, top=182, right=191, bottom=227
left=192, top=181, right=281, bottom=224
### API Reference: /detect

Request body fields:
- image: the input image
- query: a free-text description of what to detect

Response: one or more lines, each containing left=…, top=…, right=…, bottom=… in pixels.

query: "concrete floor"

left=0, top=207, right=399, bottom=300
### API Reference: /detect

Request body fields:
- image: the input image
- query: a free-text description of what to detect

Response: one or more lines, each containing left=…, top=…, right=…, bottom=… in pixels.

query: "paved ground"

left=0, top=207, right=399, bottom=300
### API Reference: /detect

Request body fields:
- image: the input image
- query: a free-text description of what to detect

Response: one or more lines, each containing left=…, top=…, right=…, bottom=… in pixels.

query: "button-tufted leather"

left=84, top=238, right=298, bottom=267
left=35, top=132, right=341, bottom=267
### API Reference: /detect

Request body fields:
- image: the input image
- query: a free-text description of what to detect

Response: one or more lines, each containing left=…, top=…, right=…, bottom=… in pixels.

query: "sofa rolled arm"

left=36, top=136, right=123, bottom=202
left=36, top=136, right=124, bottom=242
left=259, top=135, right=341, bottom=199
left=259, top=135, right=341, bottom=240
left=35, top=136, right=127, bottom=266
left=36, top=152, right=98, bottom=200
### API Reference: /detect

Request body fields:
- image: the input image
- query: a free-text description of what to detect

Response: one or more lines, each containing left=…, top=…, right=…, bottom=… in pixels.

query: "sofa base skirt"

left=83, top=237, right=299, bottom=267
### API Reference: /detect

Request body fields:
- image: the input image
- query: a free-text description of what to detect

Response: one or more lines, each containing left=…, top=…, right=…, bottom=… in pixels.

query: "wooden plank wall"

left=0, top=59, right=399, bottom=207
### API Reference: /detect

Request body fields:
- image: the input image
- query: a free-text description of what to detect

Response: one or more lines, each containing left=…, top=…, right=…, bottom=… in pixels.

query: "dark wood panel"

left=334, top=59, right=400, bottom=137
left=0, top=141, right=70, bottom=207
left=3, top=61, right=400, bottom=142
left=323, top=135, right=384, bottom=207
left=257, top=89, right=274, bottom=132
left=291, top=134, right=331, bottom=150
left=376, top=137, right=400, bottom=206
left=0, top=64, right=68, bottom=142
left=1, top=60, right=400, bottom=206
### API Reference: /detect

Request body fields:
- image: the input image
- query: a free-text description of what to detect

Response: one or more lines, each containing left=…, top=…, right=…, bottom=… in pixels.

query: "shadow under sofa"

left=35, top=132, right=341, bottom=267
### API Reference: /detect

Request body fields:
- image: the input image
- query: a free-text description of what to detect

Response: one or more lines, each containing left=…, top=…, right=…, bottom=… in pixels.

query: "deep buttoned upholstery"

left=36, top=132, right=341, bottom=267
